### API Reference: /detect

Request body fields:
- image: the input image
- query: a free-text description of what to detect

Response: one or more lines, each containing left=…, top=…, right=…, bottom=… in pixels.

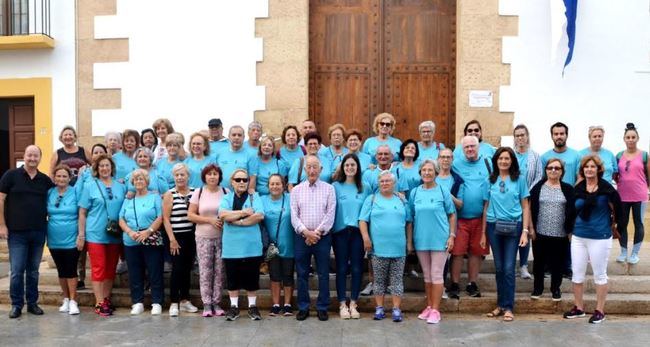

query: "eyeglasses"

left=438, top=155, right=452, bottom=159
left=105, top=186, right=114, bottom=200
left=466, top=128, right=480, bottom=133
left=499, top=181, right=506, bottom=193
left=233, top=178, right=249, bottom=183
left=546, top=166, right=562, bottom=172
left=379, top=122, right=393, bottom=127
left=54, top=195, right=64, bottom=208
left=625, top=160, right=630, bottom=172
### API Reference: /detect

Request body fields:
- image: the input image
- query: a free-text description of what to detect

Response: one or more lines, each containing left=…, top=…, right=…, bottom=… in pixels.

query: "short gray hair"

left=105, top=131, right=122, bottom=142
left=419, top=159, right=439, bottom=174
left=303, top=154, right=321, bottom=169
left=378, top=170, right=396, bottom=182
left=133, top=147, right=154, bottom=165
left=419, top=121, right=436, bottom=132
left=248, top=121, right=263, bottom=131
left=171, top=163, right=189, bottom=176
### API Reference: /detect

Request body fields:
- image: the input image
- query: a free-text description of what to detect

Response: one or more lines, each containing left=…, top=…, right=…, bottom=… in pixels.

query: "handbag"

left=133, top=198, right=163, bottom=246
left=94, top=179, right=122, bottom=238
left=490, top=181, right=519, bottom=237
left=265, top=194, right=284, bottom=262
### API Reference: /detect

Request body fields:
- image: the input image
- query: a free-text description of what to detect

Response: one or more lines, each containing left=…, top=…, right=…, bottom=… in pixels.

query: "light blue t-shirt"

left=453, top=141, right=496, bottom=161
left=361, top=167, right=394, bottom=193
left=243, top=141, right=259, bottom=157
left=125, top=169, right=169, bottom=194
left=418, top=142, right=445, bottom=161
left=278, top=146, right=304, bottom=171
left=409, top=185, right=456, bottom=251
left=119, top=194, right=162, bottom=247
left=321, top=146, right=349, bottom=176
left=249, top=157, right=288, bottom=195
left=209, top=139, right=229, bottom=157
left=352, top=152, right=373, bottom=173
left=184, top=156, right=216, bottom=189
left=261, top=193, right=294, bottom=258
left=112, top=152, right=137, bottom=183
left=78, top=179, right=126, bottom=244
left=362, top=136, right=402, bottom=164
left=359, top=194, right=412, bottom=258
left=579, top=148, right=618, bottom=184
left=288, top=154, right=332, bottom=184
left=452, top=155, right=490, bottom=219
left=77, top=168, right=93, bottom=188
left=155, top=157, right=182, bottom=188
left=333, top=181, right=371, bottom=232
left=47, top=186, right=81, bottom=249
left=515, top=151, right=530, bottom=185
left=220, top=192, right=265, bottom=258
left=484, top=176, right=530, bottom=222
left=435, top=175, right=454, bottom=194
left=215, top=147, right=253, bottom=190
left=541, top=148, right=581, bottom=186
left=391, top=162, right=421, bottom=198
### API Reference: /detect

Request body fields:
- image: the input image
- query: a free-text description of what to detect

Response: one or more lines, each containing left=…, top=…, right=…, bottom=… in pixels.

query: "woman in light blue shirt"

left=219, top=169, right=265, bottom=321
left=78, top=154, right=126, bottom=316
left=155, top=133, right=184, bottom=188
left=47, top=165, right=83, bottom=315
left=332, top=153, right=370, bottom=319
left=278, top=125, right=304, bottom=170
left=112, top=129, right=139, bottom=183
left=359, top=170, right=412, bottom=323
left=119, top=169, right=164, bottom=316
left=184, top=132, right=216, bottom=189
left=321, top=124, right=349, bottom=177
left=250, top=135, right=287, bottom=195
left=125, top=147, right=169, bottom=195
left=481, top=147, right=530, bottom=322
left=392, top=139, right=421, bottom=199
left=261, top=174, right=294, bottom=316
left=345, top=129, right=372, bottom=173
left=362, top=113, right=402, bottom=164
left=288, top=132, right=331, bottom=189
left=407, top=159, right=456, bottom=324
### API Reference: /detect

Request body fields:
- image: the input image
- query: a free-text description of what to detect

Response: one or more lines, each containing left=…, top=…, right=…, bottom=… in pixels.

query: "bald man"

left=0, top=145, right=54, bottom=318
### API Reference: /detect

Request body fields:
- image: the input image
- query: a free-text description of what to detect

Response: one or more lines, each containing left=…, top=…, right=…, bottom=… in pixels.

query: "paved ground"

left=0, top=305, right=649, bottom=347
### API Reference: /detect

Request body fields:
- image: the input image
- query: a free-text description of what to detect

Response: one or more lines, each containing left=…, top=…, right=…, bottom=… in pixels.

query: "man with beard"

left=541, top=122, right=580, bottom=185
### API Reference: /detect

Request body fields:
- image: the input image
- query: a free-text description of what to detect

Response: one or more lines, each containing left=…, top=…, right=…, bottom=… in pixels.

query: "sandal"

left=503, top=311, right=514, bottom=322
left=486, top=307, right=504, bottom=318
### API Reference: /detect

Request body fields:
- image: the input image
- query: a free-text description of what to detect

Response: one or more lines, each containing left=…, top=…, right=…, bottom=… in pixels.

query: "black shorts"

left=50, top=248, right=81, bottom=278
left=269, top=256, right=295, bottom=287
left=224, top=257, right=262, bottom=291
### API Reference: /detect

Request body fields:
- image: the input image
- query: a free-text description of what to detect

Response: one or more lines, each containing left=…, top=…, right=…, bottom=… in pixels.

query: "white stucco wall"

left=0, top=1, right=76, bottom=149
left=504, top=0, right=650, bottom=153
left=92, top=0, right=268, bottom=137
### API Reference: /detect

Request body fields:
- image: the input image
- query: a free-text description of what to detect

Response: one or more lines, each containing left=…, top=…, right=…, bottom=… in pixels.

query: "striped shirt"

left=290, top=179, right=336, bottom=235
left=170, top=187, right=195, bottom=233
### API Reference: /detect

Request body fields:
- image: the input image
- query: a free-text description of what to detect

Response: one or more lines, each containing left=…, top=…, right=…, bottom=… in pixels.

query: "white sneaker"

left=151, top=303, right=162, bottom=315
left=442, top=290, right=449, bottom=300
left=339, top=303, right=351, bottom=319
left=130, top=303, right=144, bottom=315
left=68, top=300, right=80, bottom=315
left=169, top=303, right=179, bottom=317
left=520, top=265, right=532, bottom=279
left=360, top=282, right=373, bottom=296
left=59, top=298, right=70, bottom=312
left=179, top=300, right=198, bottom=313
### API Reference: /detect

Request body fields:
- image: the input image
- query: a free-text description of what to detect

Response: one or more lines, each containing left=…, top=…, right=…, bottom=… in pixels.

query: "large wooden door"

left=0, top=98, right=34, bottom=176
left=309, top=0, right=455, bottom=145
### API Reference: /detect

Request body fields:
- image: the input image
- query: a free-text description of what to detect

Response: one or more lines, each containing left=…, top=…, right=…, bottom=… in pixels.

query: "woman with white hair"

left=125, top=147, right=169, bottom=195
left=417, top=121, right=445, bottom=161
left=359, top=170, right=412, bottom=323
left=104, top=131, right=122, bottom=156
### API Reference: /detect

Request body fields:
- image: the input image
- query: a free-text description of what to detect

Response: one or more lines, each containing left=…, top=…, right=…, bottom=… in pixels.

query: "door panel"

left=8, top=102, right=34, bottom=168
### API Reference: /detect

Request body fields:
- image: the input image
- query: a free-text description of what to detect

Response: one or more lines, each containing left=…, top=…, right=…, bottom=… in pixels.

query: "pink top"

left=290, top=180, right=336, bottom=235
left=617, top=152, right=648, bottom=202
left=189, top=186, right=225, bottom=239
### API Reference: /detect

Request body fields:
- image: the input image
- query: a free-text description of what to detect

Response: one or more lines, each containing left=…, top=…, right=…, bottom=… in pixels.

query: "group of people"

left=0, top=113, right=647, bottom=325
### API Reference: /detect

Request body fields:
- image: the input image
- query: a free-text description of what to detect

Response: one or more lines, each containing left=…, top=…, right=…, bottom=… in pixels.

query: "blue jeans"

left=332, top=227, right=364, bottom=302
left=486, top=222, right=521, bottom=311
left=124, top=245, right=164, bottom=304
left=518, top=242, right=530, bottom=267
left=8, top=229, right=46, bottom=308
left=295, top=233, right=331, bottom=311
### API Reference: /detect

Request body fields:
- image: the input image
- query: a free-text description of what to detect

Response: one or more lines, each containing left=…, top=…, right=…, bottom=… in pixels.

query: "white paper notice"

left=469, top=90, right=493, bottom=108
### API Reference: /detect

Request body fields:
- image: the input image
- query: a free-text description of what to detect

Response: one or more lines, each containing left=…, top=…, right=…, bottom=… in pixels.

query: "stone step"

left=35, top=265, right=650, bottom=294
left=0, top=281, right=648, bottom=315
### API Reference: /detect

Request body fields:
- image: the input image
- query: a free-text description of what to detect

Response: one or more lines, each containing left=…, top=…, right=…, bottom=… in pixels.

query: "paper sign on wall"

left=469, top=90, right=493, bottom=108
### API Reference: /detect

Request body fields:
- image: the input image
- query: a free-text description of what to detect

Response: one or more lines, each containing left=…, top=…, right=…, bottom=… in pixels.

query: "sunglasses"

left=499, top=181, right=506, bottom=193
left=546, top=166, right=562, bottom=172
left=233, top=178, right=249, bottom=183
left=379, top=122, right=393, bottom=127
left=625, top=160, right=631, bottom=172
left=105, top=186, right=114, bottom=200
left=54, top=195, right=64, bottom=208
left=466, top=128, right=480, bottom=133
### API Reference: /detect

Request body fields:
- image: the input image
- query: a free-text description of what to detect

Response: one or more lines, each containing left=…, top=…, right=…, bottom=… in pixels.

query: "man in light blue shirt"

left=243, top=121, right=263, bottom=157
left=216, top=126, right=254, bottom=191
left=541, top=122, right=581, bottom=186
left=208, top=118, right=229, bottom=155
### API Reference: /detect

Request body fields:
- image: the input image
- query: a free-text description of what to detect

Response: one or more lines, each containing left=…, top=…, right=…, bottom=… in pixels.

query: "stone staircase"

left=2, top=248, right=650, bottom=315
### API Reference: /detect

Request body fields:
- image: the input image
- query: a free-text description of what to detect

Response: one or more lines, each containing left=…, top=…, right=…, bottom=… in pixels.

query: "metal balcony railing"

left=0, top=0, right=50, bottom=37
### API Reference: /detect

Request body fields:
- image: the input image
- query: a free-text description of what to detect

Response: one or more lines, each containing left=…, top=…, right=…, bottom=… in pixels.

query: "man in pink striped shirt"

left=290, top=154, right=336, bottom=321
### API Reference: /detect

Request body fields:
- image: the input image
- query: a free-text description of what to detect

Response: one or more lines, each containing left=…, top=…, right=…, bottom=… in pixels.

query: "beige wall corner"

left=255, top=0, right=309, bottom=138
left=455, top=0, right=518, bottom=148
left=76, top=0, right=128, bottom=148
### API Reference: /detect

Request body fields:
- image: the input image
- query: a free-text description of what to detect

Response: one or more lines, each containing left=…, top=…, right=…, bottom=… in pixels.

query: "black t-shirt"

left=0, top=166, right=54, bottom=231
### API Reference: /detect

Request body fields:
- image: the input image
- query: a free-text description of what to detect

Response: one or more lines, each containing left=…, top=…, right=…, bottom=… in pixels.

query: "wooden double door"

left=0, top=98, right=34, bottom=177
left=309, top=0, right=456, bottom=144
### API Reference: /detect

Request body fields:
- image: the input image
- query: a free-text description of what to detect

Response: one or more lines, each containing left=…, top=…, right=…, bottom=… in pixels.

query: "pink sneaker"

left=427, top=309, right=441, bottom=324
left=213, top=305, right=225, bottom=316
left=418, top=306, right=432, bottom=320
left=202, top=307, right=214, bottom=317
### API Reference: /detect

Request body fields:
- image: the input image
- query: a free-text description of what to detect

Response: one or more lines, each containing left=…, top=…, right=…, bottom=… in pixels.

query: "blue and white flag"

left=551, top=0, right=578, bottom=75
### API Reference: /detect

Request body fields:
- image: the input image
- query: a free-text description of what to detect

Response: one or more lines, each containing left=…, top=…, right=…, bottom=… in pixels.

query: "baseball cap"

left=208, top=118, right=222, bottom=128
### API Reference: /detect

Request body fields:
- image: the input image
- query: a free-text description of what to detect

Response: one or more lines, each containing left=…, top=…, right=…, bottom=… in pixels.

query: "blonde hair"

left=152, top=118, right=175, bottom=135
left=59, top=126, right=77, bottom=142
left=188, top=132, right=210, bottom=157
left=328, top=123, right=346, bottom=139
left=130, top=168, right=151, bottom=186
left=372, top=113, right=396, bottom=134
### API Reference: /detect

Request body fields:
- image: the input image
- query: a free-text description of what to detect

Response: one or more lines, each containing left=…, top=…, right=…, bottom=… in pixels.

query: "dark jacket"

left=573, top=179, right=624, bottom=237
left=529, top=179, right=576, bottom=235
